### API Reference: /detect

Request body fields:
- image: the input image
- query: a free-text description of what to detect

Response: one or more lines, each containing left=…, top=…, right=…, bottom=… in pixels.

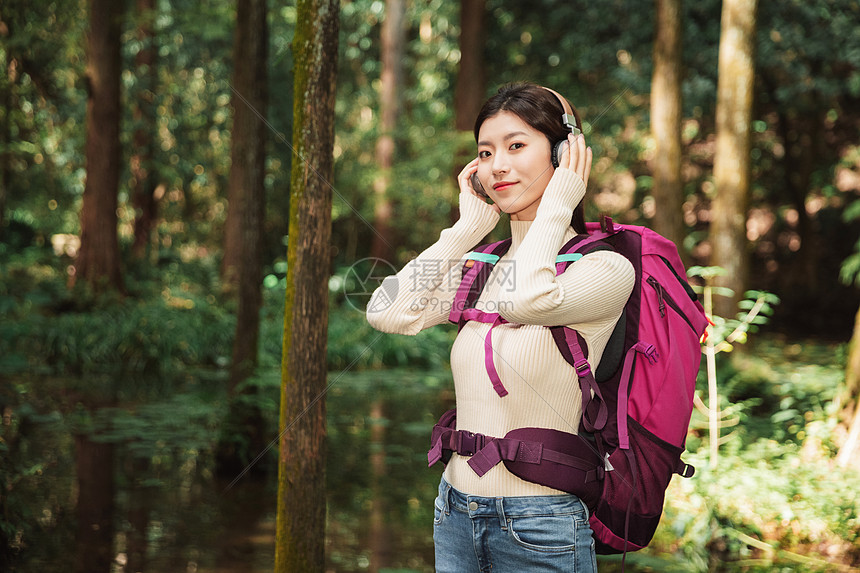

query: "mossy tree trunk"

left=710, top=0, right=758, bottom=318
left=274, top=0, right=339, bottom=569
left=74, top=0, right=124, bottom=292
left=651, top=0, right=685, bottom=250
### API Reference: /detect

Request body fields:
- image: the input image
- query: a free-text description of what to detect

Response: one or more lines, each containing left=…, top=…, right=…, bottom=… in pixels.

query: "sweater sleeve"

left=366, top=192, right=500, bottom=335
left=499, top=168, right=635, bottom=328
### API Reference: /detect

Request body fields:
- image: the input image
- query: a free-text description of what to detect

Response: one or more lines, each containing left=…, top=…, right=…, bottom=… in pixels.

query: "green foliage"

left=689, top=265, right=781, bottom=349
left=92, top=390, right=224, bottom=458
left=655, top=436, right=860, bottom=571
left=332, top=0, right=464, bottom=264
left=255, top=264, right=457, bottom=373
left=644, top=339, right=860, bottom=572
left=840, top=238, right=860, bottom=288
left=2, top=290, right=232, bottom=378
left=326, top=259, right=457, bottom=371
left=327, top=302, right=455, bottom=372
left=718, top=342, right=845, bottom=444
left=0, top=240, right=234, bottom=380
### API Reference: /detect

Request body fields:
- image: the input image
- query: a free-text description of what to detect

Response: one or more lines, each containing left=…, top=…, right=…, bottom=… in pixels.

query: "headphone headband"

left=542, top=86, right=582, bottom=136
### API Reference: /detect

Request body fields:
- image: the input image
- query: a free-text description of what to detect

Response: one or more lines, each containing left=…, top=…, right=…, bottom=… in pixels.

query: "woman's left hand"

left=557, top=133, right=592, bottom=187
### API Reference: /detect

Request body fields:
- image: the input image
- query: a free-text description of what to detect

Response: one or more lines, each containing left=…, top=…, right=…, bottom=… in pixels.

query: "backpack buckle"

left=574, top=359, right=592, bottom=377
left=457, top=430, right=485, bottom=456
left=600, top=216, right=615, bottom=233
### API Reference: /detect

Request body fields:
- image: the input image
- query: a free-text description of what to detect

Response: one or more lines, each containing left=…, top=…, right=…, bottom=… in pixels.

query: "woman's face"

left=475, top=110, right=555, bottom=221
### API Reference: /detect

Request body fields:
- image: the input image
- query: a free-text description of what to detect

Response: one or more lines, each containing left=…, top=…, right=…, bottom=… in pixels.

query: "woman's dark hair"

left=474, top=82, right=586, bottom=233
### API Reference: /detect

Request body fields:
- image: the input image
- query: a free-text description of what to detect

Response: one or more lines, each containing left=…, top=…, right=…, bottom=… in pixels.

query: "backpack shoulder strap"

left=551, top=226, right=627, bottom=432
left=449, top=238, right=512, bottom=328
left=547, top=233, right=620, bottom=433
left=557, top=234, right=616, bottom=271
left=550, top=325, right=608, bottom=433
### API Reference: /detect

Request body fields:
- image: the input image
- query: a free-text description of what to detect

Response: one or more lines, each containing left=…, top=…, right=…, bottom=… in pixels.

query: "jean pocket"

left=508, top=514, right=578, bottom=553
left=433, top=496, right=446, bottom=526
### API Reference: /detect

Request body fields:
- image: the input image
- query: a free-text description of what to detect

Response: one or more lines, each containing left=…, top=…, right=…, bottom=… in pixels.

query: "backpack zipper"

left=648, top=277, right=667, bottom=317
left=658, top=255, right=699, bottom=302
left=646, top=276, right=696, bottom=332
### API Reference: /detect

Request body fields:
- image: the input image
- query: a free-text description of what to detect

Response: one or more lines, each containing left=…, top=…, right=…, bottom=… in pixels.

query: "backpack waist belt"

left=427, top=425, right=603, bottom=484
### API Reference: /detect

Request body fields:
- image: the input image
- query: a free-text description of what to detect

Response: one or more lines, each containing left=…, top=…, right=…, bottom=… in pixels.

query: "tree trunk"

left=75, top=434, right=115, bottom=573
left=130, top=0, right=159, bottom=259
left=451, top=0, right=487, bottom=225
left=222, top=0, right=269, bottom=292
left=710, top=0, right=758, bottom=319
left=370, top=0, right=405, bottom=263
left=274, top=0, right=339, bottom=569
left=837, top=304, right=860, bottom=469
left=227, top=0, right=268, bottom=391
left=74, top=0, right=124, bottom=292
left=650, top=0, right=685, bottom=250
left=217, top=0, right=269, bottom=477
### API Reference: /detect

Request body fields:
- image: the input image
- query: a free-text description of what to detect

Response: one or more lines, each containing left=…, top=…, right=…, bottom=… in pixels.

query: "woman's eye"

left=478, top=150, right=491, bottom=159
left=510, top=142, right=524, bottom=151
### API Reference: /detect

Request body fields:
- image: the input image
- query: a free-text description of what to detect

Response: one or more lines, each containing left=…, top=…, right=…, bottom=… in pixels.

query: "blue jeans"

left=433, top=477, right=597, bottom=573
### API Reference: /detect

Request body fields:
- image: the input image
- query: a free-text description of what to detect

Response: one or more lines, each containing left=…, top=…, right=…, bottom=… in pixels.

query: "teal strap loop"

left=556, top=253, right=583, bottom=263
left=467, top=252, right=580, bottom=265
left=466, top=252, right=501, bottom=264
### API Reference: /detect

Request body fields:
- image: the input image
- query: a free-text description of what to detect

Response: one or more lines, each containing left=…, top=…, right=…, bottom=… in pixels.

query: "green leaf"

left=712, top=286, right=736, bottom=298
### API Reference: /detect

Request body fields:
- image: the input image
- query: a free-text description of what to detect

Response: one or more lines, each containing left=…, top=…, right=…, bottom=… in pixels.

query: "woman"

left=366, top=82, right=635, bottom=572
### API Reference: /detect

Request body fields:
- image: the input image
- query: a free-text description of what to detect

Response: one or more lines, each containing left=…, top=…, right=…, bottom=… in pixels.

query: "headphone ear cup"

left=552, top=140, right=566, bottom=168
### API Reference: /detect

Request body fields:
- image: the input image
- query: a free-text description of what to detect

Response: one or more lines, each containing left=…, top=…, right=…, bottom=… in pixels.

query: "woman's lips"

left=493, top=181, right=515, bottom=191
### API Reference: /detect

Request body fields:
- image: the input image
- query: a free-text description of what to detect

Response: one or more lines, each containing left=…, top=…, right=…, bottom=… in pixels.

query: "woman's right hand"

left=457, top=158, right=501, bottom=215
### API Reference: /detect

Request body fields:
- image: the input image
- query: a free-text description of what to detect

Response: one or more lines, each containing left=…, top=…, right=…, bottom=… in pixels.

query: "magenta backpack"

left=428, top=217, right=708, bottom=556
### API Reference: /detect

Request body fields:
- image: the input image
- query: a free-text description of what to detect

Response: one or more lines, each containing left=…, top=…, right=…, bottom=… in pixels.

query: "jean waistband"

left=438, top=477, right=589, bottom=521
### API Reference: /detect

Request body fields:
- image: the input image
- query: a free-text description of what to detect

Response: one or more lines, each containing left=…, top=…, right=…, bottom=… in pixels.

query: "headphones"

left=542, top=86, right=583, bottom=169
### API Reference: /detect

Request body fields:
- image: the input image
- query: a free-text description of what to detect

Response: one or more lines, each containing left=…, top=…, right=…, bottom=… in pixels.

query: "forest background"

left=2, top=0, right=860, bottom=571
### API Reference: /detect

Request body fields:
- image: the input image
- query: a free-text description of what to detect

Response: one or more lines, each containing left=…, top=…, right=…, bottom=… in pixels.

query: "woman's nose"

left=492, top=153, right=509, bottom=175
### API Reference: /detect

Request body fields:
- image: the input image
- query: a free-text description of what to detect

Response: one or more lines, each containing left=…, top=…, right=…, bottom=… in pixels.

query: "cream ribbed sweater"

left=367, top=168, right=635, bottom=497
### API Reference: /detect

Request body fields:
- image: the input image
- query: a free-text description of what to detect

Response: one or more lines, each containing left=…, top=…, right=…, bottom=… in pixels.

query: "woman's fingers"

left=458, top=157, right=480, bottom=195
left=566, top=133, right=592, bottom=186
left=560, top=135, right=573, bottom=170
left=458, top=157, right=479, bottom=180
left=583, top=145, right=592, bottom=186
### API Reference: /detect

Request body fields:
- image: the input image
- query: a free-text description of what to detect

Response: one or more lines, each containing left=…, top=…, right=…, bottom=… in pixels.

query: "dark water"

left=1, top=369, right=451, bottom=572
left=1, top=368, right=709, bottom=572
